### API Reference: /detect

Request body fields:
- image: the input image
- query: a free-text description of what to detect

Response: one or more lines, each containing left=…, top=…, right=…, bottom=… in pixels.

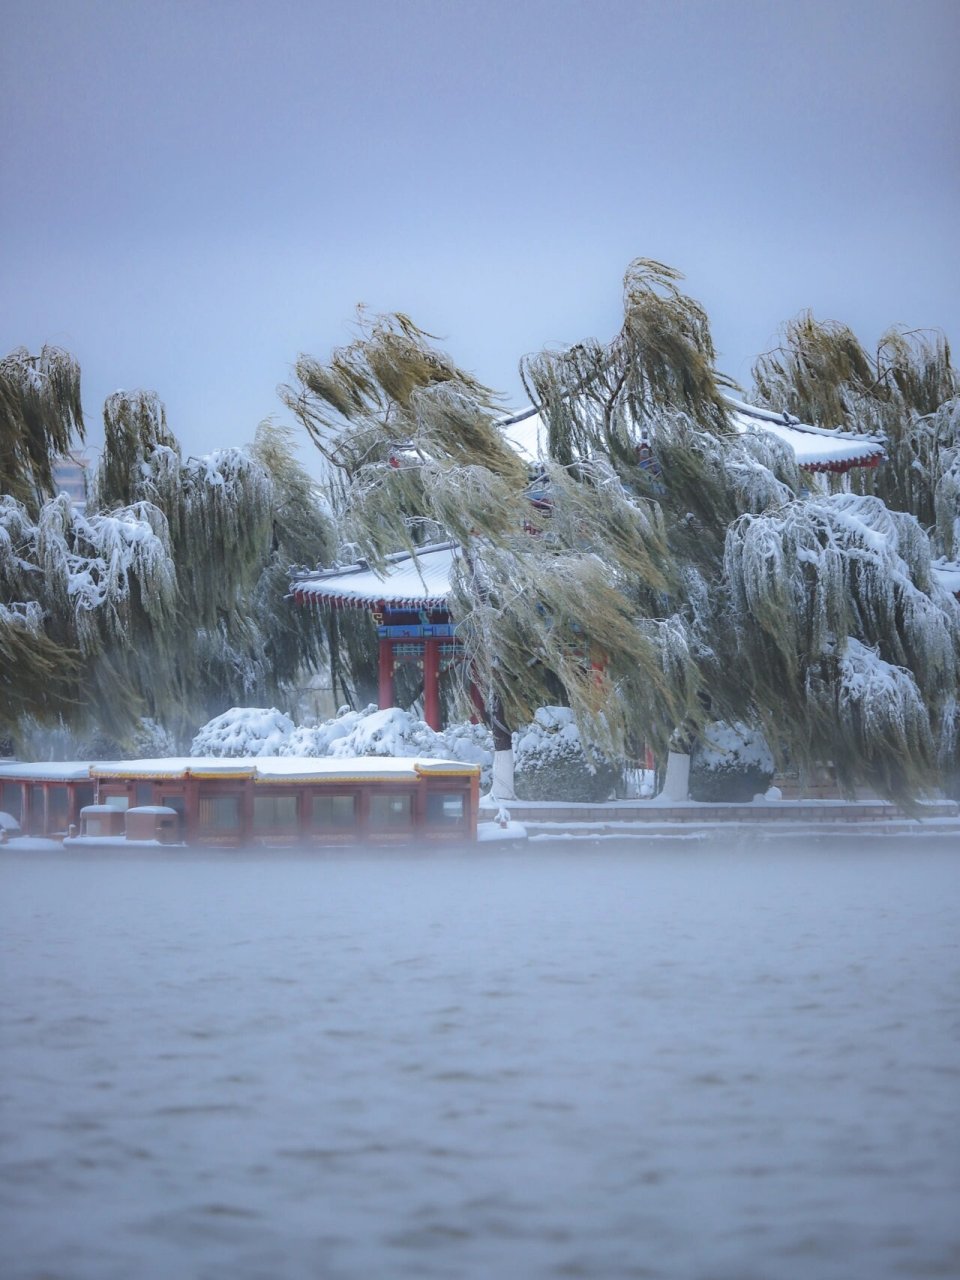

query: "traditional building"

left=290, top=541, right=460, bottom=730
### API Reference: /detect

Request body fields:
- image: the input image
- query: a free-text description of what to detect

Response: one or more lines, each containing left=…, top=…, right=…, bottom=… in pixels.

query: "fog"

left=2, top=839, right=958, bottom=1278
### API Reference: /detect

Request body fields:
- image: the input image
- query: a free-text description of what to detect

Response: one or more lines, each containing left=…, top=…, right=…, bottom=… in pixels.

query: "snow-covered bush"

left=190, top=707, right=295, bottom=757
left=281, top=705, right=495, bottom=786
left=187, top=702, right=496, bottom=782
left=277, top=704, right=433, bottom=758
left=436, top=719, right=494, bottom=788
left=514, top=706, right=620, bottom=802
left=324, top=706, right=438, bottom=758
left=689, top=721, right=775, bottom=802
left=280, top=704, right=378, bottom=757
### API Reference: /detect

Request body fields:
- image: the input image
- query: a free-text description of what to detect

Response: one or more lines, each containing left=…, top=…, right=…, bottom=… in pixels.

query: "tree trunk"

left=488, top=691, right=516, bottom=801
left=659, top=751, right=691, bottom=802
left=659, top=723, right=695, bottom=802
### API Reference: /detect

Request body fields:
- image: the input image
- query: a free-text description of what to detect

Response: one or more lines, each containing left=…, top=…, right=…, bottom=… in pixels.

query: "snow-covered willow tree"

left=723, top=494, right=960, bottom=804
left=1, top=349, right=181, bottom=742
left=750, top=322, right=960, bottom=799
left=520, top=260, right=808, bottom=797
left=288, top=259, right=957, bottom=804
left=752, top=315, right=960, bottom=552
left=91, top=392, right=335, bottom=737
left=0, top=488, right=178, bottom=740
left=1, top=348, right=335, bottom=750
left=282, top=272, right=754, bottom=797
left=0, top=345, right=84, bottom=516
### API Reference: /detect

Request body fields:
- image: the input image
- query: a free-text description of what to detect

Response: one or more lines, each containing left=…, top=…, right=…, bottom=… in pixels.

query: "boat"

left=0, top=756, right=480, bottom=847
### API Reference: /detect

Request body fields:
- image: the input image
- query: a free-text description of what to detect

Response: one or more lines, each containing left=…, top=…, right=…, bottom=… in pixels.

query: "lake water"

left=1, top=838, right=958, bottom=1279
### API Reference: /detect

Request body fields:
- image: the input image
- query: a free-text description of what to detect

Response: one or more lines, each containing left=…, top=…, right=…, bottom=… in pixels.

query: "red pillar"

left=378, top=636, right=394, bottom=709
left=423, top=638, right=441, bottom=730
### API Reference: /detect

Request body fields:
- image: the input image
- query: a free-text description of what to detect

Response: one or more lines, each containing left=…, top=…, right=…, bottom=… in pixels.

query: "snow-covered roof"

left=725, top=398, right=885, bottom=473
left=0, top=761, right=96, bottom=782
left=496, top=397, right=886, bottom=474
left=291, top=540, right=458, bottom=610
left=92, top=756, right=477, bottom=782
left=0, top=755, right=479, bottom=783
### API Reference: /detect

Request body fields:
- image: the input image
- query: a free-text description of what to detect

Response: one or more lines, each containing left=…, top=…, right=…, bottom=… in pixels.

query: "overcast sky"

left=2, top=0, right=957, bottom=467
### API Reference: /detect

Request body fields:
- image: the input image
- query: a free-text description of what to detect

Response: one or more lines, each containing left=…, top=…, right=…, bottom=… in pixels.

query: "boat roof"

left=0, top=756, right=478, bottom=784
left=0, top=761, right=97, bottom=782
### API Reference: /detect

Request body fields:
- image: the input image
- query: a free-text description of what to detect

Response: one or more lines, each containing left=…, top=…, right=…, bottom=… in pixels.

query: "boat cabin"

left=0, top=756, right=480, bottom=847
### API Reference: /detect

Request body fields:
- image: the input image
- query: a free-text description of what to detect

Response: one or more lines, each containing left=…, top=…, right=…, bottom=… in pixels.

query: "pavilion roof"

left=725, top=399, right=885, bottom=473
left=290, top=540, right=457, bottom=610
left=499, top=397, right=886, bottom=474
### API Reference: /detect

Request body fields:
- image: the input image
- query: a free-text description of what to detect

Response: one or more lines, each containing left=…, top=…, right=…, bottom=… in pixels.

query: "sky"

left=1, top=0, right=958, bottom=471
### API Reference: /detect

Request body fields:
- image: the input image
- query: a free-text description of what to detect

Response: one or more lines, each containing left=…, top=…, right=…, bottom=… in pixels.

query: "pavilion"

left=290, top=541, right=460, bottom=731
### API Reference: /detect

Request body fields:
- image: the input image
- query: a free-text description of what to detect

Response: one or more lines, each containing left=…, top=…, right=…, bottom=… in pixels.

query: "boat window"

left=1, top=782, right=22, bottom=822
left=199, top=795, right=241, bottom=830
left=29, top=785, right=45, bottom=834
left=310, top=794, right=355, bottom=829
left=368, top=792, right=413, bottom=829
left=426, top=791, right=465, bottom=824
left=48, top=786, right=69, bottom=831
left=253, top=794, right=298, bottom=830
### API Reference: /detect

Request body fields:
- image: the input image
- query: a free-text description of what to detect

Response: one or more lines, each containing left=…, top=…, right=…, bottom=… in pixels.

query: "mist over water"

left=2, top=839, right=958, bottom=1280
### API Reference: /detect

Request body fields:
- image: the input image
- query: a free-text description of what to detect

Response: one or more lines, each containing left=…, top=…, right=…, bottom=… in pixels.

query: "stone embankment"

left=479, top=796, right=960, bottom=841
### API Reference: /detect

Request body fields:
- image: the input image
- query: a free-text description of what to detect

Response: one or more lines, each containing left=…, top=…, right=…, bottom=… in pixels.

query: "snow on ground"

left=1, top=839, right=957, bottom=1280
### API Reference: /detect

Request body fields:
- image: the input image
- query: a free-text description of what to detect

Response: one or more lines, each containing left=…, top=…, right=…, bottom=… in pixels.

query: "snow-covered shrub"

left=188, top=700, right=494, bottom=780
left=280, top=704, right=379, bottom=757
left=280, top=705, right=494, bottom=785
left=278, top=704, right=435, bottom=758
left=190, top=706, right=295, bottom=757
left=436, top=720, right=494, bottom=789
left=514, top=706, right=620, bottom=802
left=328, top=706, right=440, bottom=758
left=689, top=721, right=775, bottom=802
